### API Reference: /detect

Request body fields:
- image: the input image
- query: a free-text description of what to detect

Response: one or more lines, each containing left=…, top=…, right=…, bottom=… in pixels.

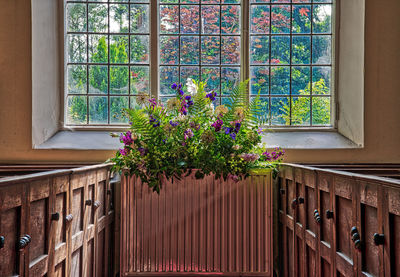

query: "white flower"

left=205, top=103, right=214, bottom=116
left=186, top=78, right=197, bottom=95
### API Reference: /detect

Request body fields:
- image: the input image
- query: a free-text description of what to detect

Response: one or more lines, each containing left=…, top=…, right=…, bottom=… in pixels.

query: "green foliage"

left=281, top=79, right=330, bottom=125
left=108, top=80, right=284, bottom=193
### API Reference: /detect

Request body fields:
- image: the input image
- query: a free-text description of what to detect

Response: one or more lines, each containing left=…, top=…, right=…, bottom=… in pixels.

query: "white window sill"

left=34, top=130, right=362, bottom=150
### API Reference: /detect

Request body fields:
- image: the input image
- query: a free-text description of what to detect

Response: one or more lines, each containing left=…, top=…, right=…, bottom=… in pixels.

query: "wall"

left=0, top=0, right=399, bottom=164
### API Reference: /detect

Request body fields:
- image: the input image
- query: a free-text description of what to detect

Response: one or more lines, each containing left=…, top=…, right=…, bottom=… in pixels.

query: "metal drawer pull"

left=313, top=209, right=321, bottom=223
left=350, top=227, right=362, bottom=250
left=18, top=234, right=31, bottom=250
left=298, top=197, right=305, bottom=204
left=85, top=199, right=92, bottom=206
left=94, top=201, right=101, bottom=209
left=373, top=233, right=385, bottom=245
left=66, top=214, right=74, bottom=222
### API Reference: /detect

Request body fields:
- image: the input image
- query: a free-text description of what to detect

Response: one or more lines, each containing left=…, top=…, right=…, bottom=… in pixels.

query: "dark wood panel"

left=0, top=164, right=115, bottom=277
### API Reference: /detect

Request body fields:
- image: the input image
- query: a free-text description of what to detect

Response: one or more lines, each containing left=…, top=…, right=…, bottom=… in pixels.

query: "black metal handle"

left=18, top=234, right=31, bottom=250
left=326, top=210, right=334, bottom=219
left=85, top=199, right=92, bottom=206
left=350, top=227, right=362, bottom=250
left=65, top=214, right=74, bottom=222
left=314, top=209, right=321, bottom=223
left=298, top=197, right=305, bottom=204
left=51, top=212, right=60, bottom=221
left=0, top=236, right=5, bottom=249
left=373, top=233, right=385, bottom=245
left=279, top=188, right=285, bottom=195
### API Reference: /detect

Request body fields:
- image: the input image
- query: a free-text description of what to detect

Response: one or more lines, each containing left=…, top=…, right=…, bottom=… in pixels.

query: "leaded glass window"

left=64, top=0, right=333, bottom=127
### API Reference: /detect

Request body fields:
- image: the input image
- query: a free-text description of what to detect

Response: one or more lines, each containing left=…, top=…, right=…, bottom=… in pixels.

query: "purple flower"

left=171, top=83, right=178, bottom=90
left=138, top=147, right=147, bottom=156
left=230, top=132, right=236, bottom=140
left=262, top=147, right=285, bottom=161
left=211, top=119, right=223, bottom=132
left=234, top=122, right=241, bottom=133
left=179, top=89, right=184, bottom=96
left=149, top=98, right=157, bottom=108
left=224, top=127, right=232, bottom=135
left=120, top=131, right=133, bottom=145
left=184, top=128, right=194, bottom=140
left=169, top=120, right=179, bottom=127
left=119, top=148, right=128, bottom=156
left=178, top=84, right=182, bottom=89
left=240, top=153, right=260, bottom=162
left=190, top=122, right=201, bottom=131
left=206, top=91, right=217, bottom=101
left=149, top=115, right=160, bottom=127
left=257, top=127, right=264, bottom=134
left=185, top=95, right=192, bottom=101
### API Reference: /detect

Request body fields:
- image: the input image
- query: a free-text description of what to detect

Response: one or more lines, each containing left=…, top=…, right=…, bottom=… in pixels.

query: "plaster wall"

left=0, top=0, right=399, bottom=164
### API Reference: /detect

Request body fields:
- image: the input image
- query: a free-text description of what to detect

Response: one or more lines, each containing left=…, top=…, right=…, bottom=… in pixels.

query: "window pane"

left=67, top=34, right=87, bottom=63
left=89, top=96, right=108, bottom=124
left=88, top=4, right=108, bottom=33
left=160, top=36, right=179, bottom=65
left=110, top=4, right=129, bottom=33
left=250, top=36, right=269, bottom=65
left=67, top=65, right=87, bottom=94
left=110, top=66, right=129, bottom=94
left=67, top=96, right=87, bottom=125
left=251, top=66, right=269, bottom=95
left=89, top=65, right=108, bottom=94
left=250, top=1, right=333, bottom=126
left=131, top=4, right=149, bottom=33
left=67, top=4, right=87, bottom=32
left=160, top=1, right=240, bottom=100
left=89, top=35, right=108, bottom=63
left=110, top=96, right=129, bottom=124
left=65, top=0, right=150, bottom=126
left=312, top=97, right=331, bottom=125
left=130, top=35, right=149, bottom=63
left=130, top=66, right=150, bottom=95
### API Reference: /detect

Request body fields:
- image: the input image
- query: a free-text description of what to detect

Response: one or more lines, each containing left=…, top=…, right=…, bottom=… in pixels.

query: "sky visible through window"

left=65, top=0, right=333, bottom=127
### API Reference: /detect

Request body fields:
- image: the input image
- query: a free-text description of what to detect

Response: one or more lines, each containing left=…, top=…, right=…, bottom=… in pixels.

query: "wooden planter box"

left=120, top=170, right=274, bottom=276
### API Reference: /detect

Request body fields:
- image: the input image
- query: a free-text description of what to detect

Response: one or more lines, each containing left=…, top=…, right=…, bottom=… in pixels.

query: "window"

left=64, top=0, right=334, bottom=127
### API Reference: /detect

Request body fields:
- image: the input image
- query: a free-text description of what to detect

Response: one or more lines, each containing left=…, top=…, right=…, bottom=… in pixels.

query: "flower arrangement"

left=109, top=79, right=284, bottom=193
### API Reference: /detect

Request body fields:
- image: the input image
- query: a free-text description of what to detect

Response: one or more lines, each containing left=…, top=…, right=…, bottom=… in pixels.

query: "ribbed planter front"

left=120, top=170, right=273, bottom=276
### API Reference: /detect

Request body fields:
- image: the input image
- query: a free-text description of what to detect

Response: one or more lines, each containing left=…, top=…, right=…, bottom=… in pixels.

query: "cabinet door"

left=48, top=174, right=70, bottom=277
left=332, top=176, right=358, bottom=277
left=317, top=172, right=334, bottom=277
left=386, top=186, right=400, bottom=277
left=69, top=172, right=87, bottom=277
left=27, top=179, right=53, bottom=276
left=0, top=183, right=26, bottom=277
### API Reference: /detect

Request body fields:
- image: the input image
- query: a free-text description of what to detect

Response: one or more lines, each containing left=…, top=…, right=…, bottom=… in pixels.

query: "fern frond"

left=126, top=108, right=153, bottom=139
left=222, top=80, right=249, bottom=123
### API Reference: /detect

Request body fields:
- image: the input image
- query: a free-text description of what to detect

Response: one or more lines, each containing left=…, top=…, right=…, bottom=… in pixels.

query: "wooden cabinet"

left=0, top=165, right=115, bottom=277
left=278, top=164, right=400, bottom=277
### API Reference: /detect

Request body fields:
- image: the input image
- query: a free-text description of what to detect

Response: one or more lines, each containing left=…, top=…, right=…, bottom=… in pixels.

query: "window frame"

left=32, top=0, right=364, bottom=150
left=61, top=0, right=336, bottom=130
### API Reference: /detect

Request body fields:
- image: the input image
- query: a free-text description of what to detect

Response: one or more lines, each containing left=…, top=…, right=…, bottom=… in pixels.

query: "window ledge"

left=35, top=130, right=362, bottom=150
left=34, top=131, right=120, bottom=150
left=262, top=131, right=362, bottom=149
